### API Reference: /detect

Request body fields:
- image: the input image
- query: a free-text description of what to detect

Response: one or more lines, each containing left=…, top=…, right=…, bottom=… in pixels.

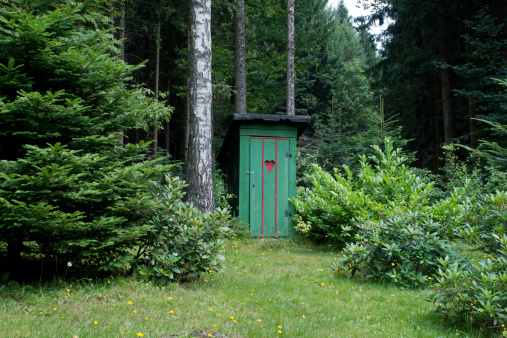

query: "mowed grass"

left=0, top=239, right=475, bottom=337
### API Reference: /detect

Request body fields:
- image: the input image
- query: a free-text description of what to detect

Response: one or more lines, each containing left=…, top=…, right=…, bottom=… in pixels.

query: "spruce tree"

left=0, top=1, right=173, bottom=273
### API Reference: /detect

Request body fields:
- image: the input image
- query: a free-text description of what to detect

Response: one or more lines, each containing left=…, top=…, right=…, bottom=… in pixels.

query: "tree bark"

left=152, top=2, right=161, bottom=157
left=115, top=1, right=126, bottom=145
left=185, top=0, right=214, bottom=212
left=117, top=3, right=125, bottom=59
left=464, top=24, right=478, bottom=149
left=433, top=71, right=441, bottom=174
left=165, top=24, right=173, bottom=152
left=234, top=0, right=247, bottom=115
left=286, top=0, right=295, bottom=116
left=439, top=2, right=454, bottom=144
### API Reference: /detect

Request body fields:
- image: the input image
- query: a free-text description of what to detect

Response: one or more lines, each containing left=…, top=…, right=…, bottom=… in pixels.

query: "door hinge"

left=285, top=151, right=292, bottom=158
left=285, top=210, right=292, bottom=217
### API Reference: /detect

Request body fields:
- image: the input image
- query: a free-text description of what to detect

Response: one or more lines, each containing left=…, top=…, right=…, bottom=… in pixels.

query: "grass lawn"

left=0, top=239, right=480, bottom=337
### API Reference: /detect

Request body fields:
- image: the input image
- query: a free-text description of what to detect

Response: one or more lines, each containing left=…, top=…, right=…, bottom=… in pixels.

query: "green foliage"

left=457, top=191, right=507, bottom=254
left=450, top=7, right=507, bottom=128
left=212, top=164, right=249, bottom=239
left=460, top=112, right=507, bottom=191
left=430, top=184, right=476, bottom=236
left=436, top=145, right=485, bottom=198
left=0, top=1, right=173, bottom=274
left=0, top=138, right=171, bottom=272
left=293, top=138, right=476, bottom=288
left=291, top=163, right=364, bottom=245
left=292, top=138, right=434, bottom=246
left=134, top=176, right=228, bottom=284
left=335, top=212, right=456, bottom=288
left=429, top=238, right=507, bottom=330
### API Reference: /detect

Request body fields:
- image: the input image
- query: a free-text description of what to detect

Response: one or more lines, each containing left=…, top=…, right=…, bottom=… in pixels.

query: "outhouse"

left=218, top=114, right=310, bottom=237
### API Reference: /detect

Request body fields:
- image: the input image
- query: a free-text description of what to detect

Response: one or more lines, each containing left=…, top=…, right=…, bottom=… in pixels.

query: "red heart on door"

left=264, top=160, right=275, bottom=172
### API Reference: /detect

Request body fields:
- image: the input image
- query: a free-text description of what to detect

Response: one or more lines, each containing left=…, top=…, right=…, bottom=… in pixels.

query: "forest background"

left=98, top=0, right=506, bottom=174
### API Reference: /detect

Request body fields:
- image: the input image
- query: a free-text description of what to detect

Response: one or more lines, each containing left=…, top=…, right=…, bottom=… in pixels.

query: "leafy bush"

left=291, top=164, right=365, bottom=245
left=429, top=234, right=507, bottom=330
left=457, top=191, right=507, bottom=253
left=334, top=211, right=456, bottom=288
left=356, top=140, right=434, bottom=214
left=291, top=138, right=434, bottom=246
left=430, top=183, right=477, bottom=237
left=134, top=176, right=228, bottom=283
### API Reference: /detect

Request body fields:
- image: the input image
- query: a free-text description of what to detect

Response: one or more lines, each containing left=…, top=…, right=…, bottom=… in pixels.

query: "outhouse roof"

left=218, top=114, right=311, bottom=161
left=228, top=113, right=311, bottom=137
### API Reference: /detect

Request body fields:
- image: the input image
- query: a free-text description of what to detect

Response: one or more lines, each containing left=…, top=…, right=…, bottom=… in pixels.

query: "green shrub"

left=430, top=183, right=477, bottom=237
left=134, top=176, right=228, bottom=284
left=458, top=191, right=507, bottom=254
left=291, top=138, right=434, bottom=247
left=334, top=211, right=456, bottom=288
left=429, top=234, right=507, bottom=330
left=357, top=140, right=434, bottom=214
left=0, top=141, right=171, bottom=273
left=291, top=164, right=366, bottom=245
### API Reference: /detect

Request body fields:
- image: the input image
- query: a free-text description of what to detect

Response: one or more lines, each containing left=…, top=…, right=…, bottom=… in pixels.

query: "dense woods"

left=362, top=0, right=507, bottom=171
left=108, top=0, right=380, bottom=169
left=90, top=0, right=506, bottom=175
left=1, top=0, right=504, bottom=176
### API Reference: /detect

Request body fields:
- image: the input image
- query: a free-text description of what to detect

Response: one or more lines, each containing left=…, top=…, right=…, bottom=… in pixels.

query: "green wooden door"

left=249, top=137, right=291, bottom=236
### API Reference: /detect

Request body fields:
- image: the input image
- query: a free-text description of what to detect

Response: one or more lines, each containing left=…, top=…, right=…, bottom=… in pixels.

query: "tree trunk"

left=465, top=24, right=478, bottom=149
left=115, top=2, right=126, bottom=145
left=286, top=0, right=295, bottom=116
left=439, top=2, right=454, bottom=144
left=185, top=0, right=214, bottom=212
left=469, top=97, right=478, bottom=149
left=234, top=0, right=247, bottom=115
left=433, top=71, right=441, bottom=174
left=165, top=25, right=173, bottom=152
left=7, top=239, right=22, bottom=268
left=117, top=3, right=125, bottom=59
left=152, top=2, right=161, bottom=157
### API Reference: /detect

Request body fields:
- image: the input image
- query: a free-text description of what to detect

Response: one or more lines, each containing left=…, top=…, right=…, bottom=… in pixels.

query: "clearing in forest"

left=0, top=239, right=467, bottom=337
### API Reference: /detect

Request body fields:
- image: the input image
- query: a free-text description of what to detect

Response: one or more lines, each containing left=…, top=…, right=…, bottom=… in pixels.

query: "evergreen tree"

left=0, top=1, right=173, bottom=271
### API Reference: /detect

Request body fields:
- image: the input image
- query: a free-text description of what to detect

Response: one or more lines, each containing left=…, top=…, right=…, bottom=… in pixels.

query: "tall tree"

left=361, top=0, right=507, bottom=170
left=152, top=0, right=161, bottom=156
left=234, top=0, right=246, bottom=115
left=113, top=0, right=126, bottom=145
left=286, top=0, right=295, bottom=115
left=185, top=0, right=214, bottom=212
left=0, top=0, right=173, bottom=269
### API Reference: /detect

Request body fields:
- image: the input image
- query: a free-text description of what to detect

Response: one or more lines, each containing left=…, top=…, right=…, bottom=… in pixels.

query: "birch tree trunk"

left=234, top=0, right=246, bottom=115
left=286, top=0, right=295, bottom=116
left=185, top=0, right=214, bottom=212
